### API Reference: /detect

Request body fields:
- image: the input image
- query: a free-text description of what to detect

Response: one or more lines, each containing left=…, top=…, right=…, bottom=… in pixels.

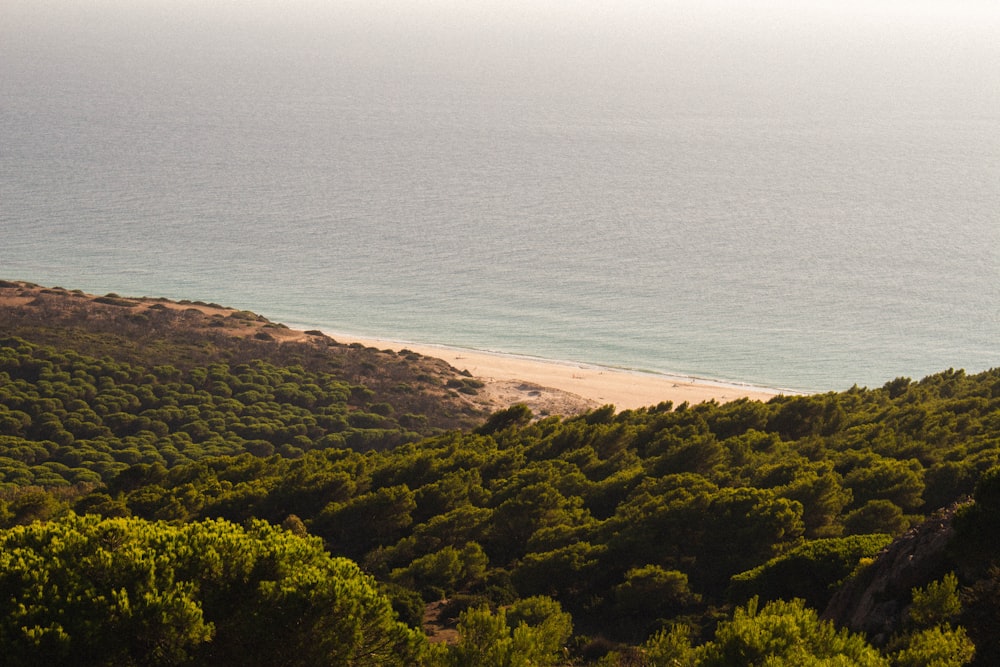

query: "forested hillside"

left=0, top=281, right=491, bottom=433
left=1, top=281, right=998, bottom=665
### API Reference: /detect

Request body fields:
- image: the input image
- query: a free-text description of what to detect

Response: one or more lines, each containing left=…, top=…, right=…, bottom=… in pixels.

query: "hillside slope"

left=0, top=280, right=491, bottom=432
left=1, top=279, right=998, bottom=665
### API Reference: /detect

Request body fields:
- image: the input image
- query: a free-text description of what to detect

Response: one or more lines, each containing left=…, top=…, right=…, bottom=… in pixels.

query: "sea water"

left=2, top=0, right=997, bottom=392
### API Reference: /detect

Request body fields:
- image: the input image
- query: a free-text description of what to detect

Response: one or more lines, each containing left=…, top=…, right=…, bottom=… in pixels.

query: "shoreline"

left=0, top=281, right=795, bottom=414
left=311, top=329, right=794, bottom=412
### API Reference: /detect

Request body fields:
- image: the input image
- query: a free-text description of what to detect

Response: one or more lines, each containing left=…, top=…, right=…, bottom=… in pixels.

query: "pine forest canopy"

left=0, top=280, right=998, bottom=666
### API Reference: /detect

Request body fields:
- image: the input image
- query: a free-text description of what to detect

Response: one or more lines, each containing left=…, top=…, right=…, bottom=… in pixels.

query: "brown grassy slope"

left=0, top=280, right=491, bottom=432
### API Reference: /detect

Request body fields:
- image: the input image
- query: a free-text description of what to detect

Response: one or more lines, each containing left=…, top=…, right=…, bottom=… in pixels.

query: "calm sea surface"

left=2, top=0, right=998, bottom=393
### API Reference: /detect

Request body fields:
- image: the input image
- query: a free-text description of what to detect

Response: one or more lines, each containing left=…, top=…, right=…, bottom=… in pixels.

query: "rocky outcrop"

left=822, top=504, right=963, bottom=645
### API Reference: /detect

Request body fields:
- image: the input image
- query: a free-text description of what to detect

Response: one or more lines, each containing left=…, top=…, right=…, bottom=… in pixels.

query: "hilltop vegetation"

left=1, top=281, right=998, bottom=665
left=0, top=281, right=491, bottom=434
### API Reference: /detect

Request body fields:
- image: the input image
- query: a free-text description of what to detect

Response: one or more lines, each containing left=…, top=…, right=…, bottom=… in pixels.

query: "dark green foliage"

left=0, top=338, right=440, bottom=486
left=729, top=534, right=893, bottom=609
left=959, top=567, right=1000, bottom=666
left=612, top=565, right=701, bottom=634
left=944, top=470, right=1000, bottom=665
left=892, top=625, right=975, bottom=667
left=390, top=542, right=489, bottom=599
left=7, top=364, right=985, bottom=652
left=953, top=466, right=1000, bottom=554
left=0, top=286, right=489, bottom=435
left=0, top=513, right=424, bottom=666
left=445, top=596, right=573, bottom=666
left=475, top=402, right=533, bottom=435
left=843, top=499, right=911, bottom=535
left=696, top=598, right=889, bottom=666
left=1, top=283, right=999, bottom=664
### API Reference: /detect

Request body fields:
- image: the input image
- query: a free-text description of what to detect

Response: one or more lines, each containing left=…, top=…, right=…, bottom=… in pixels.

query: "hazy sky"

left=5, top=0, right=998, bottom=120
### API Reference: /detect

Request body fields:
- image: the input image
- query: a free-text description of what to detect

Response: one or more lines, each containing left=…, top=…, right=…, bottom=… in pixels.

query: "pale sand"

left=327, top=333, right=790, bottom=413
left=0, top=282, right=790, bottom=415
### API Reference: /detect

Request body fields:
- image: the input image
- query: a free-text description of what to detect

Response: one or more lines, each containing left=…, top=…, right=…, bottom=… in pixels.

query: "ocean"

left=2, top=0, right=997, bottom=393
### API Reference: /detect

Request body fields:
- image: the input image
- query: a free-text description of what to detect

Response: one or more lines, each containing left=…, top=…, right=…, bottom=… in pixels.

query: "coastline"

left=316, top=331, right=792, bottom=412
left=0, top=281, right=793, bottom=415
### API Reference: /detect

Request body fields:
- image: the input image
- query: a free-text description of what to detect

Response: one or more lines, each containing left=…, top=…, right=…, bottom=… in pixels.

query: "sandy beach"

left=326, top=333, right=789, bottom=414
left=0, top=281, right=790, bottom=416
